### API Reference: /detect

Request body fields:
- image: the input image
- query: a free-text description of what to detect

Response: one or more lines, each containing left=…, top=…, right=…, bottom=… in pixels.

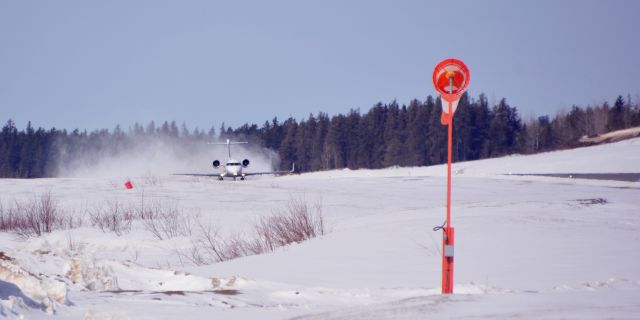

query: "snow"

left=0, top=137, right=639, bottom=319
left=579, top=126, right=640, bottom=144
left=0, top=258, right=66, bottom=315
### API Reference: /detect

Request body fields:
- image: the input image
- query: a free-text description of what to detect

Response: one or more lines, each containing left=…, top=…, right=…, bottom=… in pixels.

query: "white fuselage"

left=222, top=159, right=243, bottom=178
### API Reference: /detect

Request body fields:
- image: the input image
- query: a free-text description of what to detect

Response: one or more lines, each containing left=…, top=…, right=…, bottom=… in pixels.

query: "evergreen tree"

left=470, top=94, right=490, bottom=160
left=485, top=98, right=522, bottom=157
left=278, top=118, right=298, bottom=170
left=345, top=109, right=361, bottom=168
left=208, top=126, right=216, bottom=140
left=427, top=97, right=447, bottom=164
left=357, top=103, right=386, bottom=168
left=323, top=114, right=349, bottom=169
left=219, top=122, right=227, bottom=140
left=18, top=121, right=36, bottom=177
left=160, top=121, right=171, bottom=136
left=608, top=95, right=625, bottom=131
left=145, top=121, right=155, bottom=135
left=181, top=122, right=190, bottom=137
left=311, top=112, right=330, bottom=170
left=405, top=99, right=429, bottom=166
left=452, top=93, right=473, bottom=161
left=382, top=101, right=403, bottom=167
left=294, top=115, right=316, bottom=172
left=565, top=106, right=586, bottom=143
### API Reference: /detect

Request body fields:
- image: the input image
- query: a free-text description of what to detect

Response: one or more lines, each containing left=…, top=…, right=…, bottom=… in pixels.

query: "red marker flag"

left=124, top=180, right=133, bottom=189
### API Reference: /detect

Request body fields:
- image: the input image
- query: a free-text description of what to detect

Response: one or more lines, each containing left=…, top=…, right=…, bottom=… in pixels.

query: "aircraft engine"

left=242, top=159, right=250, bottom=167
left=212, top=160, right=220, bottom=168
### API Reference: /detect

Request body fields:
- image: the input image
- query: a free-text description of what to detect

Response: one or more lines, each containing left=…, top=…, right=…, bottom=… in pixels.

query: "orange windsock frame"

left=432, top=59, right=470, bottom=125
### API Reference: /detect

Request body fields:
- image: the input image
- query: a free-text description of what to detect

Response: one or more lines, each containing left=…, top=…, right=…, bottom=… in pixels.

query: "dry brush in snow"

left=183, top=196, right=325, bottom=265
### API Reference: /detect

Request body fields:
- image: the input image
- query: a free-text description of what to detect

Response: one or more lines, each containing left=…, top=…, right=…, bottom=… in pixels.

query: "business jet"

left=174, top=139, right=295, bottom=181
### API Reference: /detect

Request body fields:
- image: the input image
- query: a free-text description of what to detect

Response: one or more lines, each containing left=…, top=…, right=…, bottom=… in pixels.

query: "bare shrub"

left=0, top=201, right=15, bottom=231
left=181, top=196, right=325, bottom=265
left=220, top=234, right=249, bottom=260
left=65, top=231, right=79, bottom=252
left=89, top=199, right=135, bottom=235
left=0, top=192, right=70, bottom=237
left=176, top=244, right=209, bottom=266
left=140, top=200, right=194, bottom=240
left=191, top=221, right=225, bottom=263
left=253, top=197, right=324, bottom=252
left=86, top=194, right=194, bottom=239
left=179, top=222, right=247, bottom=265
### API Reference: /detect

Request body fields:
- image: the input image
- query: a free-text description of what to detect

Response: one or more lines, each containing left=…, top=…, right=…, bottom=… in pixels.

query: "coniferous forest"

left=2, top=93, right=639, bottom=178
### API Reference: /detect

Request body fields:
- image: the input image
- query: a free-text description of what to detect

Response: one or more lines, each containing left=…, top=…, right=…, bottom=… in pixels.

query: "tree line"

left=1, top=94, right=639, bottom=178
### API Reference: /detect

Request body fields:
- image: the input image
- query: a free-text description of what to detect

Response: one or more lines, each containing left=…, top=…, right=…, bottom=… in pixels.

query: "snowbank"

left=0, top=255, right=66, bottom=315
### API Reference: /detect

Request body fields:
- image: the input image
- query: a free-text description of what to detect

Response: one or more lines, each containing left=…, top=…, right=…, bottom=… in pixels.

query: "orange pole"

left=442, top=77, right=454, bottom=294
left=442, top=226, right=454, bottom=293
left=447, top=99, right=452, bottom=232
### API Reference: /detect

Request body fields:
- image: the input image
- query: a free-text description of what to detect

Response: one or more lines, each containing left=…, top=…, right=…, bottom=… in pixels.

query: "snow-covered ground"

left=1, top=138, right=639, bottom=319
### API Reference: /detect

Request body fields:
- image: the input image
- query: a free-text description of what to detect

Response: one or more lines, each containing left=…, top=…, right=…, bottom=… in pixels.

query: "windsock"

left=440, top=99, right=459, bottom=125
left=432, top=59, right=470, bottom=126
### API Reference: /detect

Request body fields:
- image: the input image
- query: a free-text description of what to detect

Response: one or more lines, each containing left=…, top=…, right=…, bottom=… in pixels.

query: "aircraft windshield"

left=227, top=162, right=241, bottom=166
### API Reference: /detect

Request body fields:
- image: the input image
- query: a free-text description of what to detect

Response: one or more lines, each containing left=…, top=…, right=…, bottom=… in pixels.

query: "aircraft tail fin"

left=207, top=139, right=248, bottom=159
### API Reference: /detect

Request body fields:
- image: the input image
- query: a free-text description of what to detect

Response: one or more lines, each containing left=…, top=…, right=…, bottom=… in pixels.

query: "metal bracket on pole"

left=444, top=244, right=454, bottom=258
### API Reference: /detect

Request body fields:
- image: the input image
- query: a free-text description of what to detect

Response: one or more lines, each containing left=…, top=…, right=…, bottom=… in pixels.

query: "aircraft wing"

left=172, top=173, right=221, bottom=177
left=244, top=163, right=296, bottom=176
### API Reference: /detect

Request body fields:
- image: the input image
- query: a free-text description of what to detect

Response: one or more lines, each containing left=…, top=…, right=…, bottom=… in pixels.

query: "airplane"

left=174, top=139, right=295, bottom=181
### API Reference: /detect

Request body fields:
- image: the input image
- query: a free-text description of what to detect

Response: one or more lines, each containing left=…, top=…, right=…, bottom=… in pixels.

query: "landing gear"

left=240, top=176, right=245, bottom=181
left=218, top=176, right=224, bottom=181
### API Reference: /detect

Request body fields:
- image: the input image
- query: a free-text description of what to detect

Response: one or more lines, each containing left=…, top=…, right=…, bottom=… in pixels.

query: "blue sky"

left=1, top=0, right=639, bottom=131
